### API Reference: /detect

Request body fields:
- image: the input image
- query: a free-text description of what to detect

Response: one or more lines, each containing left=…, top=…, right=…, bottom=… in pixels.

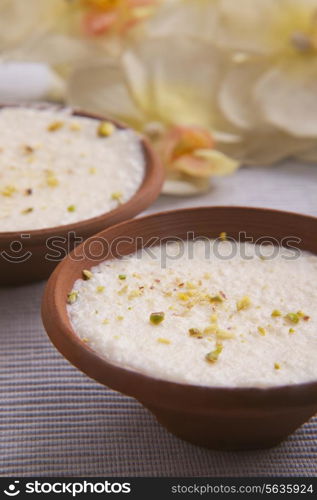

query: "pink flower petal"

left=82, top=11, right=118, bottom=36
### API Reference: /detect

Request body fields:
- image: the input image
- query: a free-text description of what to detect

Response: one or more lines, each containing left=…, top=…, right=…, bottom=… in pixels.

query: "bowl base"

left=145, top=403, right=317, bottom=451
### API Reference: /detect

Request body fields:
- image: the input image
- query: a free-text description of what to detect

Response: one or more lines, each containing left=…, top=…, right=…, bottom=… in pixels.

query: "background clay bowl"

left=42, top=206, right=317, bottom=450
left=0, top=104, right=164, bottom=286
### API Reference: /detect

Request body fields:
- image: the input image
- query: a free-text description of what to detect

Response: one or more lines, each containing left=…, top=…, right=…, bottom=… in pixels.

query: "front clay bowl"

left=41, top=206, right=317, bottom=450
left=0, top=105, right=163, bottom=286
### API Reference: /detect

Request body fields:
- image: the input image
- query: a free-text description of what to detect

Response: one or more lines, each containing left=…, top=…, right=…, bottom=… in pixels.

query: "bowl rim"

left=42, top=206, right=317, bottom=412
left=0, top=103, right=164, bottom=243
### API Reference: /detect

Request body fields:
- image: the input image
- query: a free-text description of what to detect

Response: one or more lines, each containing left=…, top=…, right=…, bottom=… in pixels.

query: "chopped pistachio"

left=127, top=306, right=132, bottom=310
left=132, top=272, right=141, bottom=279
left=47, top=175, right=59, bottom=187
left=206, top=344, right=223, bottom=363
left=289, top=328, right=295, bottom=334
left=189, top=328, right=203, bottom=338
left=82, top=269, right=93, bottom=280
left=258, top=326, right=266, bottom=336
left=271, top=309, right=282, bottom=317
left=203, top=325, right=218, bottom=335
left=21, top=207, right=33, bottom=214
left=67, top=204, right=76, bottom=212
left=186, top=281, right=196, bottom=289
left=1, top=185, right=16, bottom=197
left=67, top=290, right=78, bottom=304
left=285, top=312, right=300, bottom=324
left=216, top=329, right=235, bottom=340
left=219, top=231, right=227, bottom=241
left=97, top=121, right=115, bottom=137
left=297, top=310, right=310, bottom=320
left=47, top=121, right=64, bottom=132
left=22, top=144, right=34, bottom=154
left=209, top=294, right=224, bottom=303
left=118, top=285, right=128, bottom=296
left=157, top=337, right=171, bottom=345
left=178, top=292, right=190, bottom=301
left=237, top=296, right=252, bottom=311
left=116, top=315, right=124, bottom=321
left=89, top=167, right=97, bottom=174
left=102, top=319, right=109, bottom=324
left=69, top=122, right=81, bottom=131
left=274, top=362, right=281, bottom=370
left=96, top=285, right=105, bottom=293
left=128, top=289, right=142, bottom=300
left=111, top=191, right=123, bottom=202
left=118, top=274, right=127, bottom=280
left=150, top=311, right=165, bottom=325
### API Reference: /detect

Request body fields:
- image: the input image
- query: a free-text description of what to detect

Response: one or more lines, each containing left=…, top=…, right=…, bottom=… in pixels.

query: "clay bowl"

left=42, top=206, right=317, bottom=450
left=0, top=105, right=163, bottom=286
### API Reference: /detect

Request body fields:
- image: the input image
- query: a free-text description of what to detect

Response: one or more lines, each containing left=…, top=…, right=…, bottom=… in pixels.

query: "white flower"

left=142, top=0, right=220, bottom=42
left=218, top=0, right=317, bottom=138
left=0, top=0, right=65, bottom=55
left=67, top=36, right=239, bottom=194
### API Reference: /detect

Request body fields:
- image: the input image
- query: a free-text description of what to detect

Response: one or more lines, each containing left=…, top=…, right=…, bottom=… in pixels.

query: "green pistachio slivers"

left=97, top=121, right=115, bottom=137
left=82, top=269, right=93, bottom=280
left=206, top=344, right=223, bottom=363
left=237, top=296, right=251, bottom=311
left=189, top=328, right=203, bottom=338
left=285, top=312, right=300, bottom=324
left=271, top=309, right=282, bottom=317
left=209, top=294, right=224, bottom=303
left=21, top=207, right=33, bottom=214
left=67, top=290, right=78, bottom=304
left=150, top=312, right=165, bottom=325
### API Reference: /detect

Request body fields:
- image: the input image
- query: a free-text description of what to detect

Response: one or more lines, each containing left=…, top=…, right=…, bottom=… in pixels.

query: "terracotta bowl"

left=0, top=105, right=164, bottom=286
left=41, top=206, right=317, bottom=450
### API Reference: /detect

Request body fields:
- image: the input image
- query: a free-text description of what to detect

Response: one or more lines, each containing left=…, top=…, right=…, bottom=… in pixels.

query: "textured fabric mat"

left=1, top=163, right=317, bottom=477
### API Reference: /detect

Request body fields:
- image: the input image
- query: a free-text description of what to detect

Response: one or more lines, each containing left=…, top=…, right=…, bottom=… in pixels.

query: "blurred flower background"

left=0, top=0, right=317, bottom=194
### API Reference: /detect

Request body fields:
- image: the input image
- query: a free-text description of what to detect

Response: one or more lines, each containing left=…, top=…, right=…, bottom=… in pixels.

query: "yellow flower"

left=67, top=36, right=239, bottom=194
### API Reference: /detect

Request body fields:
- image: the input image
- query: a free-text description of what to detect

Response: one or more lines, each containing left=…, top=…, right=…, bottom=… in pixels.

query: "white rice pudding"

left=68, top=240, right=317, bottom=388
left=0, top=107, right=145, bottom=231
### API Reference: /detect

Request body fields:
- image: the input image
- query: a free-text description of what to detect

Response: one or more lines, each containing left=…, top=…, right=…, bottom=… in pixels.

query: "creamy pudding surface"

left=0, top=107, right=145, bottom=231
left=68, top=240, right=317, bottom=388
